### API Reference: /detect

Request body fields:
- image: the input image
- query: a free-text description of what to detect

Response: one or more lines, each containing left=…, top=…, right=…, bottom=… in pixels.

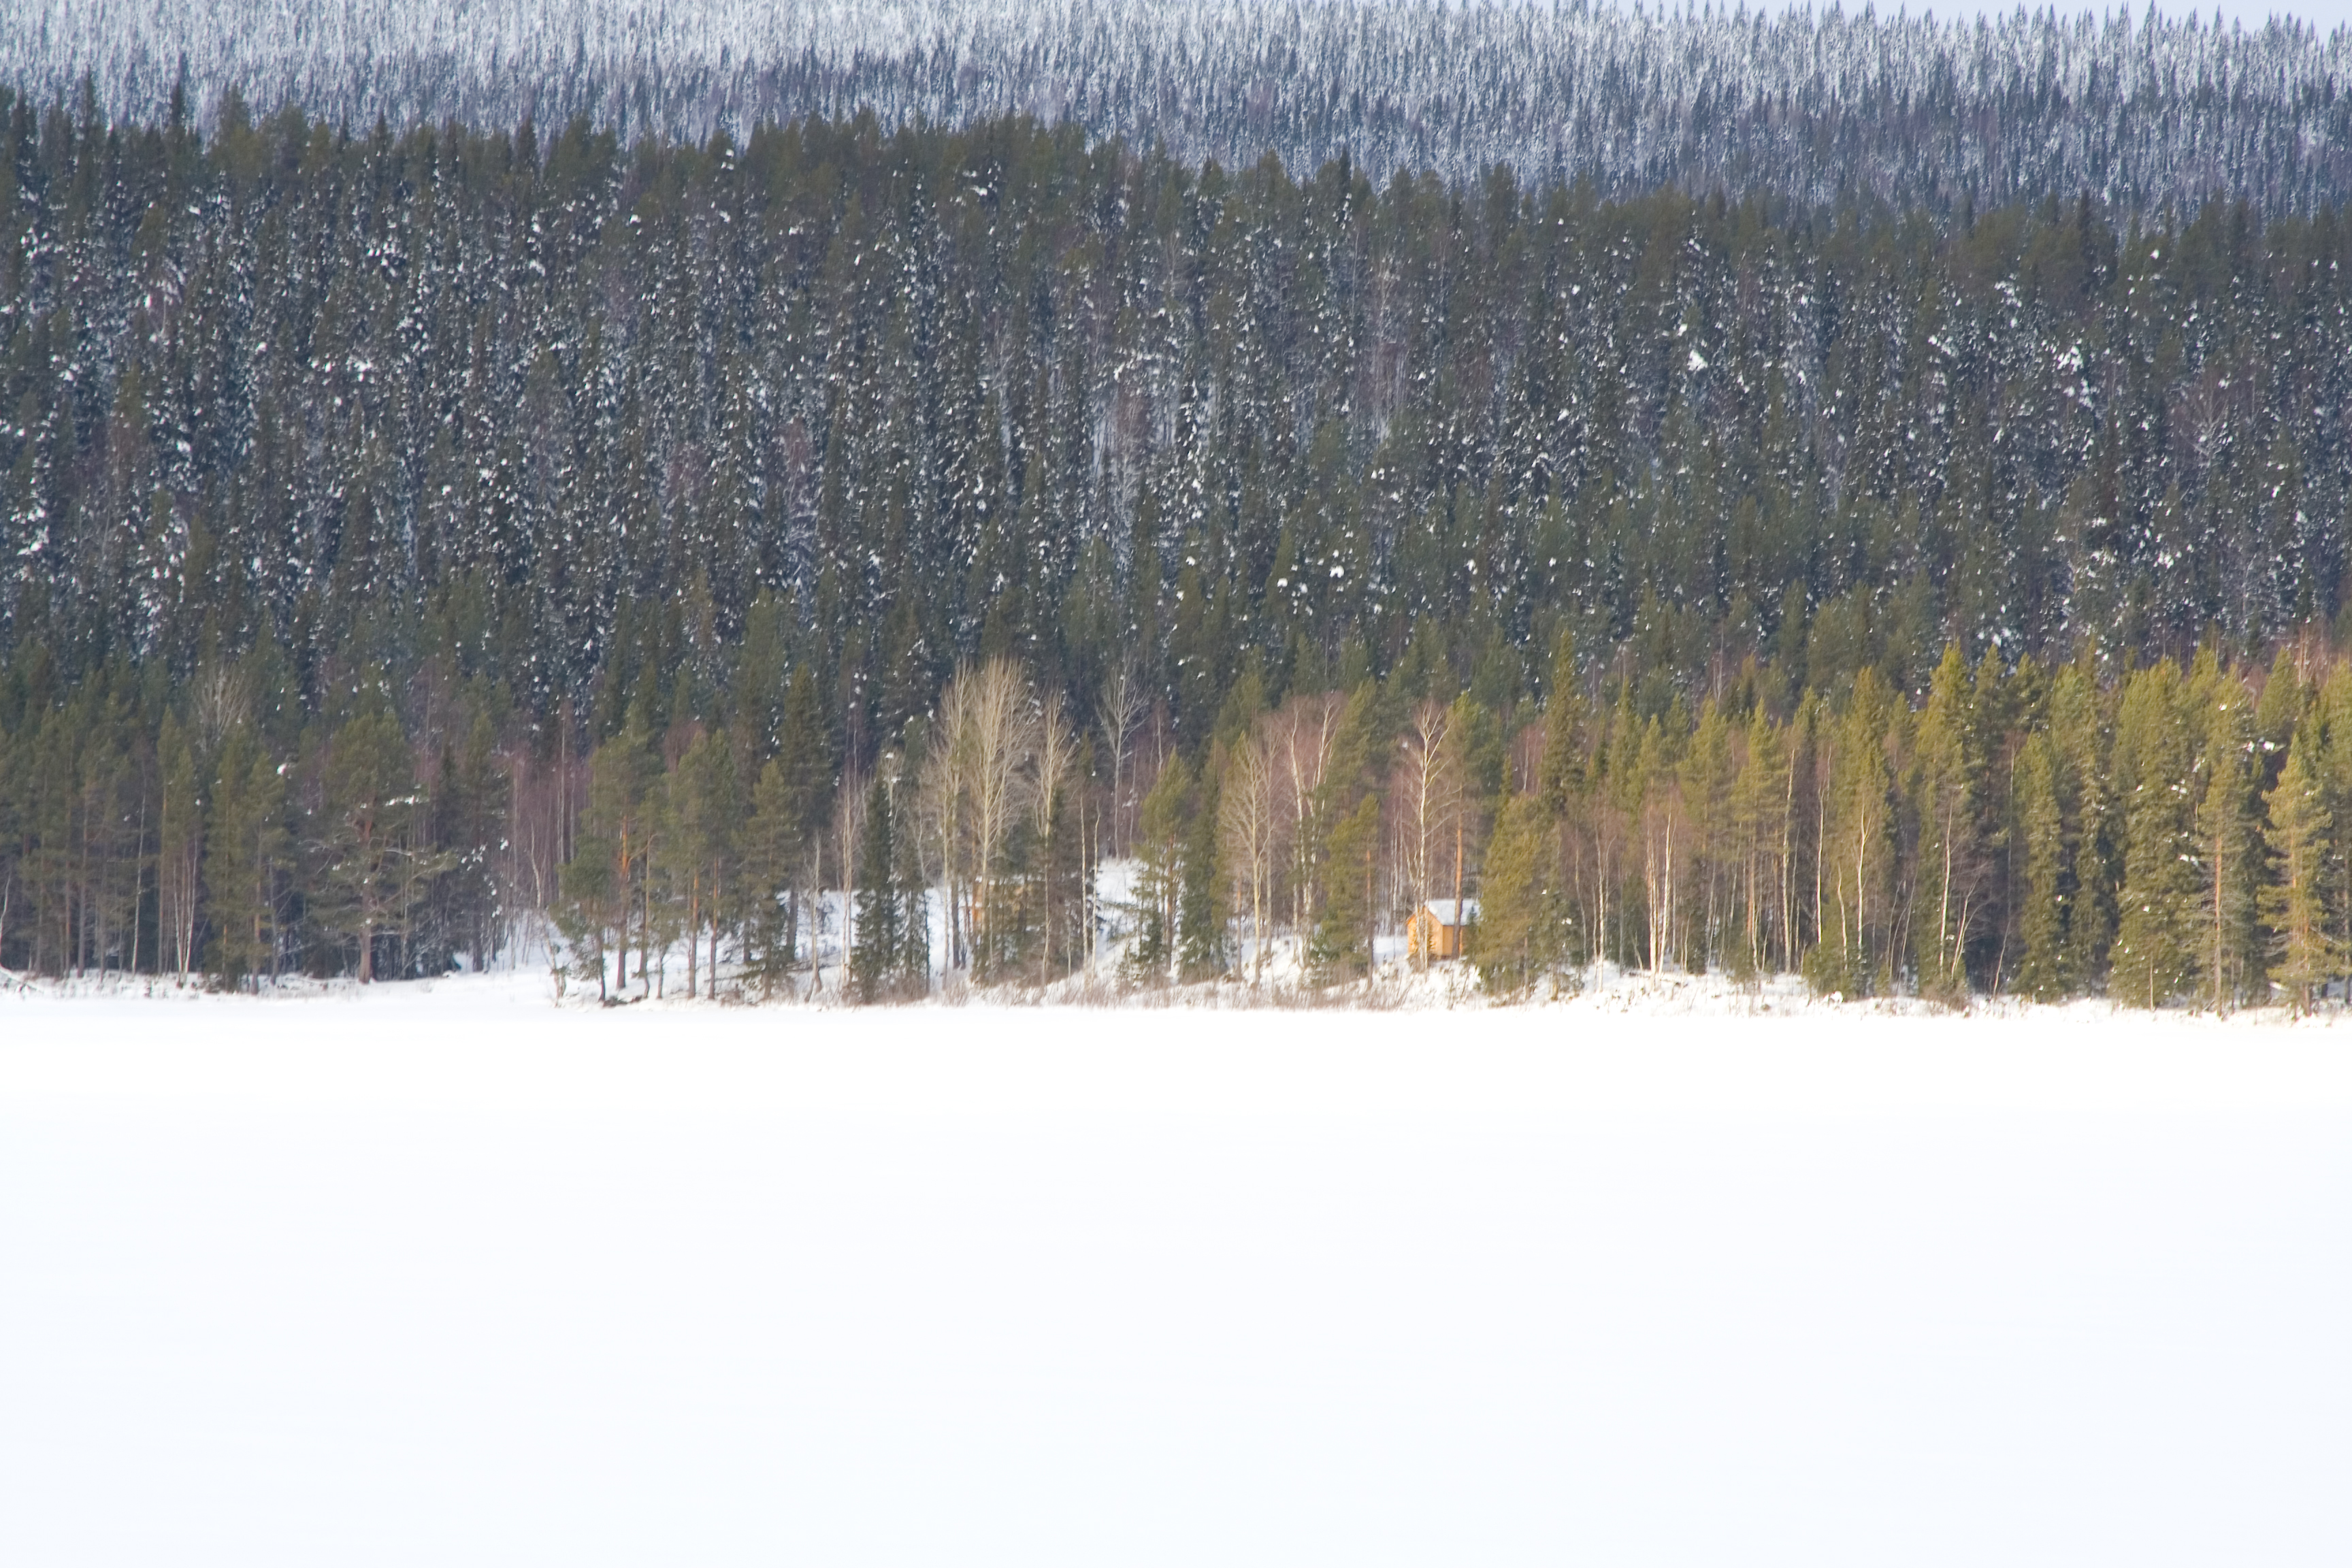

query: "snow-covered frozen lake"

left=5, top=978, right=2349, bottom=1567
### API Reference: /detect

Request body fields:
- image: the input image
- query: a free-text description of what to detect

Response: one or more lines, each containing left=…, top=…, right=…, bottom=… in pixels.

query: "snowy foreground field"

left=5, top=979, right=2351, bottom=1567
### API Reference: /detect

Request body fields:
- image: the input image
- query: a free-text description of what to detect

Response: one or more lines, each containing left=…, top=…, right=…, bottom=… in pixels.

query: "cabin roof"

left=1417, top=898, right=1480, bottom=926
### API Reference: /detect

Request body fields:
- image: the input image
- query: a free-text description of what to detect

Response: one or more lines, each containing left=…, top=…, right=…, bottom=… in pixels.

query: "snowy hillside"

left=4, top=982, right=2348, bottom=1566
left=10, top=0, right=2352, bottom=210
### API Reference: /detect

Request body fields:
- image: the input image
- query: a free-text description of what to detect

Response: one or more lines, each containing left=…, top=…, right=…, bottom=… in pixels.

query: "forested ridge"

left=14, top=1, right=2352, bottom=216
left=10, top=88, right=2352, bottom=1004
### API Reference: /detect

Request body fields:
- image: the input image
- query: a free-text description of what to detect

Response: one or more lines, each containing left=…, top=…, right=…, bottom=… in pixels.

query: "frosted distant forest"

left=9, top=3, right=2352, bottom=1005
left=13, top=0, right=2352, bottom=212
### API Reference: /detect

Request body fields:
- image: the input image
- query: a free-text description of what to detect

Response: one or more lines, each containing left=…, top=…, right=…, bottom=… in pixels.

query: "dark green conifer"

left=2261, top=730, right=2339, bottom=1015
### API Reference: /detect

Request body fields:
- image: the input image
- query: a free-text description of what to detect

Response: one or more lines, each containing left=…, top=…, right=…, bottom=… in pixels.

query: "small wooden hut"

left=1406, top=898, right=1479, bottom=964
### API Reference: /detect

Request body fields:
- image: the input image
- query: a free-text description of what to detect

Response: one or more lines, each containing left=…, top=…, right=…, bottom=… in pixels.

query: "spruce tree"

left=742, top=756, right=801, bottom=989
left=1535, top=630, right=1588, bottom=818
left=2253, top=648, right=2306, bottom=774
left=1130, top=753, right=1190, bottom=982
left=852, top=771, right=903, bottom=1004
left=1179, top=747, right=1226, bottom=979
left=1473, top=791, right=1552, bottom=995
left=1309, top=794, right=1380, bottom=981
left=729, top=591, right=790, bottom=766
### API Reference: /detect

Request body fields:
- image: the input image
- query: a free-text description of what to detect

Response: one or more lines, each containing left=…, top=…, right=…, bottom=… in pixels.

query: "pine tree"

left=1909, top=644, right=1981, bottom=1001
left=311, top=696, right=420, bottom=982
left=2191, top=661, right=2262, bottom=1011
left=2051, top=663, right=2117, bottom=991
left=747, top=663, right=837, bottom=980
left=2012, top=731, right=2070, bottom=1001
left=1725, top=704, right=1793, bottom=978
left=2317, top=666, right=2352, bottom=983
left=2261, top=730, right=2340, bottom=1015
left=562, top=707, right=658, bottom=998
left=156, top=713, right=202, bottom=984
left=1681, top=700, right=1735, bottom=973
left=201, top=728, right=287, bottom=989
left=1807, top=668, right=1898, bottom=998
left=668, top=726, right=738, bottom=999
left=2111, top=662, right=2198, bottom=1009
left=442, top=704, right=506, bottom=973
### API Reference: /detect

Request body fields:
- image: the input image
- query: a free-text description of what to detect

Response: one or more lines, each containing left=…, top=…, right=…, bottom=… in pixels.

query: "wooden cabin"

left=1406, top=898, right=1479, bottom=964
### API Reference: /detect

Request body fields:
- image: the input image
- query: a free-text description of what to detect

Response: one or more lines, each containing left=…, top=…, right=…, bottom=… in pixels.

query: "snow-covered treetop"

left=10, top=0, right=2352, bottom=211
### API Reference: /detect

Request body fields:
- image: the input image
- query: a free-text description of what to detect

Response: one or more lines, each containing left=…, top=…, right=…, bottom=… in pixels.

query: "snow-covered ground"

left=5, top=977, right=2349, bottom=1567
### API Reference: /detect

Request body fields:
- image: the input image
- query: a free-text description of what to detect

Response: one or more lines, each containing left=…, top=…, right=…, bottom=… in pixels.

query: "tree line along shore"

left=6, top=632, right=2351, bottom=1012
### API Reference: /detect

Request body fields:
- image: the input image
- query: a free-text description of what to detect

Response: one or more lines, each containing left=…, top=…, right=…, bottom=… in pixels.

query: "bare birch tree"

left=1096, top=657, right=1146, bottom=859
left=1031, top=685, right=1077, bottom=980
left=929, top=659, right=1034, bottom=977
left=1220, top=728, right=1278, bottom=981
left=1396, top=700, right=1455, bottom=953
left=831, top=762, right=864, bottom=995
left=968, top=659, right=1035, bottom=977
left=157, top=717, right=202, bottom=984
left=1642, top=775, right=1682, bottom=973
left=1271, top=690, right=1345, bottom=938
left=918, top=681, right=974, bottom=972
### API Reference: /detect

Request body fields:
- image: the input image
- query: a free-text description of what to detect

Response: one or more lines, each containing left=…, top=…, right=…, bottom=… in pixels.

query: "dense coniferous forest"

left=13, top=1, right=2352, bottom=215
left=9, top=76, right=2352, bottom=1005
